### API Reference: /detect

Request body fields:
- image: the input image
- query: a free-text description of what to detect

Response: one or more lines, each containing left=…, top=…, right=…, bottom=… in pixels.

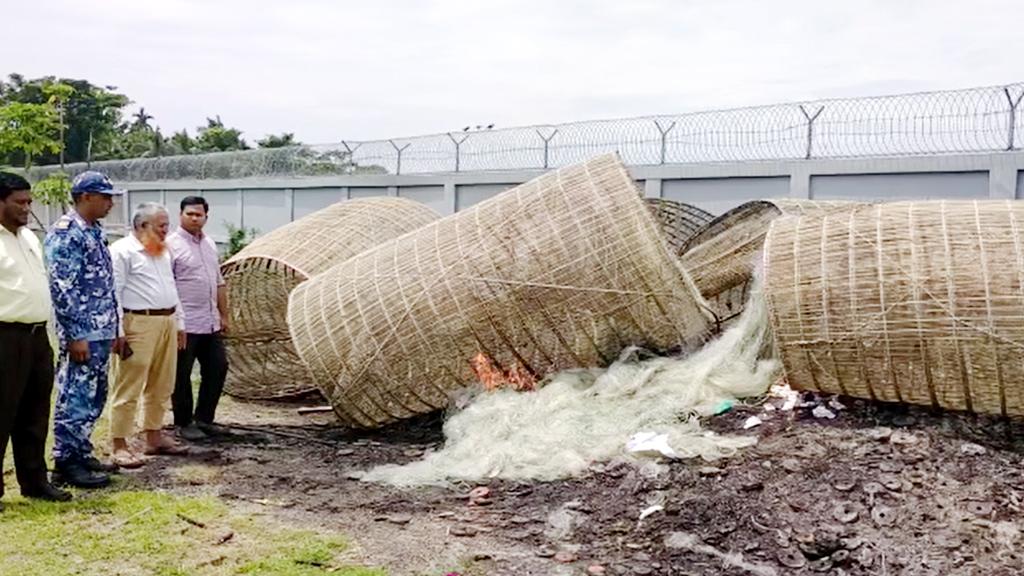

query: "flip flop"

left=111, top=450, right=146, bottom=469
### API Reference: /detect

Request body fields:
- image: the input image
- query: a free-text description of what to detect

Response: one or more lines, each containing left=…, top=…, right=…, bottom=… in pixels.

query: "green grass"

left=0, top=490, right=386, bottom=576
left=2, top=367, right=110, bottom=494
left=2, top=370, right=191, bottom=494
left=2, top=379, right=384, bottom=576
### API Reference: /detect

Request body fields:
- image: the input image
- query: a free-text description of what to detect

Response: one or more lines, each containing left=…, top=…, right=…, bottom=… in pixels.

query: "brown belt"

left=0, top=321, right=47, bottom=334
left=124, top=307, right=176, bottom=316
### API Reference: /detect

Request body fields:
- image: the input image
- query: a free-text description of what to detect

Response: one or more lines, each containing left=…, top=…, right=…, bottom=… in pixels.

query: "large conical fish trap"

left=644, top=198, right=714, bottom=256
left=222, top=197, right=441, bottom=399
left=288, top=154, right=712, bottom=428
left=681, top=200, right=859, bottom=327
left=764, top=200, right=1024, bottom=416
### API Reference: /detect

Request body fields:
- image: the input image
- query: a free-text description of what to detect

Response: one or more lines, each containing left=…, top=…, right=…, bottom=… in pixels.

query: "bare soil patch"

left=129, top=393, right=1024, bottom=575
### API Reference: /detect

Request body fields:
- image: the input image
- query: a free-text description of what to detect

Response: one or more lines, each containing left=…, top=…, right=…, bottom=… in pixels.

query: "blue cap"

left=71, top=171, right=125, bottom=196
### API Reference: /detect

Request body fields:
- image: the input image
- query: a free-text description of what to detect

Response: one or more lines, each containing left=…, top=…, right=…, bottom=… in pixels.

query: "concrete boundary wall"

left=42, top=151, right=1024, bottom=242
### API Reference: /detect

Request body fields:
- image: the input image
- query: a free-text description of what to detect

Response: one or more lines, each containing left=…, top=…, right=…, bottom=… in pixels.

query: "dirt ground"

left=130, top=391, right=1024, bottom=576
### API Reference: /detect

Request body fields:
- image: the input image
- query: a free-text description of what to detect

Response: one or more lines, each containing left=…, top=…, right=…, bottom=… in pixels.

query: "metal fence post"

left=285, top=188, right=295, bottom=222
left=536, top=129, right=559, bottom=169
left=388, top=140, right=411, bottom=175
left=236, top=188, right=244, bottom=230
left=654, top=120, right=677, bottom=164
left=341, top=140, right=362, bottom=166
left=1003, top=87, right=1024, bottom=151
left=447, top=132, right=470, bottom=172
left=124, top=190, right=132, bottom=229
left=799, top=105, right=825, bottom=159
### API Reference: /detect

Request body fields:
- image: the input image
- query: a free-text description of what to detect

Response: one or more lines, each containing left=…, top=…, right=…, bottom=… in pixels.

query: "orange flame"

left=469, top=353, right=537, bottom=392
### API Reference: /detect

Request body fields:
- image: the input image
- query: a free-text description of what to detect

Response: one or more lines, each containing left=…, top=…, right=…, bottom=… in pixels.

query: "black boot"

left=52, top=461, right=111, bottom=489
left=22, top=481, right=72, bottom=502
left=83, top=456, right=120, bottom=473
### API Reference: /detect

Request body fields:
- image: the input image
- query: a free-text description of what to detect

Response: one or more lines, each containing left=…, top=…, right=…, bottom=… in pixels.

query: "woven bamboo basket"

left=287, top=154, right=712, bottom=428
left=644, top=198, right=714, bottom=257
left=680, top=200, right=859, bottom=326
left=764, top=200, right=1024, bottom=416
left=221, top=197, right=441, bottom=399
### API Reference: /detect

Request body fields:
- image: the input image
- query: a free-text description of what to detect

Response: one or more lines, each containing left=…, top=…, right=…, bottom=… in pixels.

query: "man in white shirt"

left=109, top=202, right=189, bottom=467
left=0, top=173, right=72, bottom=508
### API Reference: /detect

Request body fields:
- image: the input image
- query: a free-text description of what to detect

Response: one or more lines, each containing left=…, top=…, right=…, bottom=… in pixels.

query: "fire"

left=469, top=353, right=537, bottom=392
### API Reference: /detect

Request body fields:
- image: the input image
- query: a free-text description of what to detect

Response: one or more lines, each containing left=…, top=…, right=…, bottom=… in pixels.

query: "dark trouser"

left=172, top=332, right=227, bottom=426
left=0, top=323, right=54, bottom=496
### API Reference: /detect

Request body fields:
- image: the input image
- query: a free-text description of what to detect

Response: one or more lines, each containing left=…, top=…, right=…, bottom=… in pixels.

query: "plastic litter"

left=812, top=405, right=836, bottom=419
left=743, top=416, right=763, bottom=429
left=638, top=504, right=664, bottom=521
left=626, top=432, right=680, bottom=459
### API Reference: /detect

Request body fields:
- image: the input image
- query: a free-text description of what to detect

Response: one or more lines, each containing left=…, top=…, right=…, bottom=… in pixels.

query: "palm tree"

left=133, top=107, right=154, bottom=130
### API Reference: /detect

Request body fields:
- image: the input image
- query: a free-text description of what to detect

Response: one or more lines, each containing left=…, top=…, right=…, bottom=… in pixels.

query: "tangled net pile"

left=363, top=277, right=779, bottom=486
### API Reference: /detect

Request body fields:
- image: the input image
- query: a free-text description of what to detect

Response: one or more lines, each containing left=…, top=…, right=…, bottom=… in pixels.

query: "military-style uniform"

left=44, top=210, right=119, bottom=466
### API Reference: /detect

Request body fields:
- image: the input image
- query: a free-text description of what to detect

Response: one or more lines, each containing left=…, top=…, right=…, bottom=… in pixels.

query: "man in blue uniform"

left=45, top=171, right=124, bottom=488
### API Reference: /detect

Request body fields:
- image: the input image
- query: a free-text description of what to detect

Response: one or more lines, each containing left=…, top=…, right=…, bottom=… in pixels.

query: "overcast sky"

left=6, top=0, right=1023, bottom=144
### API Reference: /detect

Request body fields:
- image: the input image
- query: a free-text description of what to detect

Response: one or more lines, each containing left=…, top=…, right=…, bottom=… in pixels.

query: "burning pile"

left=286, top=154, right=711, bottom=429
left=362, top=277, right=779, bottom=485
left=219, top=153, right=1024, bottom=484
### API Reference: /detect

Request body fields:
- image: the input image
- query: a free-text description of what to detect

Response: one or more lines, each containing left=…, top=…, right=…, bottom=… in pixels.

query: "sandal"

left=144, top=438, right=190, bottom=456
left=111, top=449, right=146, bottom=469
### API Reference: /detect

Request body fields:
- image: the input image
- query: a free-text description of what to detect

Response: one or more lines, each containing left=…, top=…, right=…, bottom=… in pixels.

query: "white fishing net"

left=362, top=278, right=779, bottom=486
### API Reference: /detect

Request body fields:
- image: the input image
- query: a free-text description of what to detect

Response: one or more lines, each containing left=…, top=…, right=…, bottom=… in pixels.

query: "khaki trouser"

left=110, top=314, right=177, bottom=439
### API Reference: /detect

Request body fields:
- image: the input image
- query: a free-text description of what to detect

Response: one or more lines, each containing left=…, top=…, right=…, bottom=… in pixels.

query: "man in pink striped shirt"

left=167, top=196, right=229, bottom=441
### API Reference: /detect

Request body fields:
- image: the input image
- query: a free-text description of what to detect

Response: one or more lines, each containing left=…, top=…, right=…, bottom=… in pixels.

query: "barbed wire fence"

left=29, top=82, right=1024, bottom=182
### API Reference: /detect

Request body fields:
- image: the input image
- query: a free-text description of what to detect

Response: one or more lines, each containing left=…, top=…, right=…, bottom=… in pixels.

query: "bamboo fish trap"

left=221, top=197, right=441, bottom=399
left=287, top=154, right=712, bottom=428
left=681, top=200, right=860, bottom=327
left=643, top=198, right=714, bottom=256
left=764, top=200, right=1024, bottom=416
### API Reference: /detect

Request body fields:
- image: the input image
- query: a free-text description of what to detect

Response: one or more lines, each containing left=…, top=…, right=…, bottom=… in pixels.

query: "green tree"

left=0, top=74, right=129, bottom=164
left=224, top=223, right=258, bottom=259
left=132, top=107, right=154, bottom=131
left=42, top=81, right=75, bottom=168
left=257, top=132, right=300, bottom=148
left=0, top=101, right=61, bottom=168
left=112, top=125, right=165, bottom=158
left=151, top=127, right=166, bottom=157
left=168, top=129, right=195, bottom=155
left=33, top=171, right=72, bottom=209
left=196, top=116, right=249, bottom=152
